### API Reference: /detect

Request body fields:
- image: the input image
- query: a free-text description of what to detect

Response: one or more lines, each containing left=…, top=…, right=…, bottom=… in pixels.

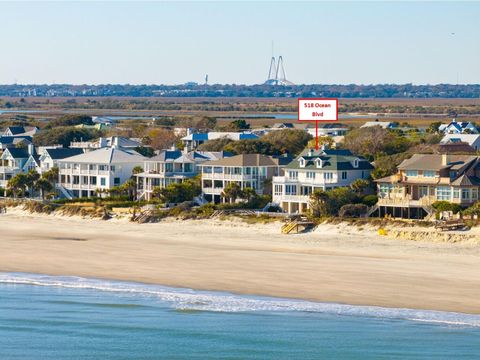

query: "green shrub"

left=361, top=194, right=378, bottom=207
left=338, top=204, right=368, bottom=218
left=431, top=201, right=462, bottom=214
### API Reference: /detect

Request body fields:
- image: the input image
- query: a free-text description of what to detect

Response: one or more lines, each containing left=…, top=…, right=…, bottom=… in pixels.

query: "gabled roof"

left=201, top=153, right=286, bottom=167
left=441, top=134, right=480, bottom=146
left=58, top=147, right=146, bottom=164
left=5, top=126, right=27, bottom=135
left=0, top=135, right=32, bottom=145
left=451, top=174, right=480, bottom=186
left=2, top=147, right=30, bottom=159
left=44, top=148, right=84, bottom=160
left=285, top=148, right=373, bottom=171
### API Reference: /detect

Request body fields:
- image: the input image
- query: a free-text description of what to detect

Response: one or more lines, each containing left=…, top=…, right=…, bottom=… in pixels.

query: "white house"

left=0, top=145, right=36, bottom=189
left=199, top=154, right=290, bottom=203
left=438, top=119, right=478, bottom=134
left=181, top=131, right=259, bottom=151
left=135, top=148, right=230, bottom=201
left=57, top=147, right=146, bottom=199
left=70, top=136, right=143, bottom=153
left=272, top=148, right=374, bottom=214
left=2, top=126, right=39, bottom=137
left=440, top=134, right=480, bottom=151
left=360, top=121, right=398, bottom=129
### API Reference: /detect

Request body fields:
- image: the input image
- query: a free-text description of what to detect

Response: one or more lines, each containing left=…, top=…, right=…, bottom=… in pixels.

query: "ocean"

left=0, top=273, right=479, bottom=359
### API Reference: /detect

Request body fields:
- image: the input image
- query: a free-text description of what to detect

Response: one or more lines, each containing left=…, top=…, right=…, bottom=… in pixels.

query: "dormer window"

left=353, top=159, right=359, bottom=168
left=298, top=157, right=306, bottom=168
left=315, top=158, right=323, bottom=168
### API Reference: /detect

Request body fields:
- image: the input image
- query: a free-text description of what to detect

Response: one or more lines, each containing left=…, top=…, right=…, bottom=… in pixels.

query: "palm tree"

left=25, top=170, right=40, bottom=198
left=35, top=178, right=53, bottom=200
left=221, top=182, right=243, bottom=204
left=7, top=173, right=28, bottom=198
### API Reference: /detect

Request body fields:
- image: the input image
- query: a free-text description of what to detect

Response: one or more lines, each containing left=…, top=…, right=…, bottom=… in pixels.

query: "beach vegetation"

left=338, top=204, right=368, bottom=218
left=431, top=201, right=463, bottom=214
left=44, top=114, right=93, bottom=129
left=152, top=178, right=201, bottom=204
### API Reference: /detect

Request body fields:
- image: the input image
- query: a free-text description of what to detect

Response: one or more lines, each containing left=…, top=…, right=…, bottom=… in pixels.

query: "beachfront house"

left=373, top=154, right=480, bottom=219
left=272, top=148, right=373, bottom=214
left=181, top=131, right=259, bottom=151
left=306, top=123, right=349, bottom=137
left=57, top=147, right=146, bottom=199
left=438, top=119, right=478, bottom=134
left=200, top=154, right=290, bottom=203
left=0, top=136, right=32, bottom=150
left=0, top=145, right=36, bottom=189
left=135, top=148, right=230, bottom=201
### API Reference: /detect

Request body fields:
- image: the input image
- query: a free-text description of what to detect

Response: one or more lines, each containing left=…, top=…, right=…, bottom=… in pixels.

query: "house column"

left=287, top=202, right=292, bottom=214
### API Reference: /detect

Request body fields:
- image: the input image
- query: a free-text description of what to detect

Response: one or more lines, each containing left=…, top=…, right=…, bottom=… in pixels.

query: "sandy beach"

left=1, top=209, right=480, bottom=314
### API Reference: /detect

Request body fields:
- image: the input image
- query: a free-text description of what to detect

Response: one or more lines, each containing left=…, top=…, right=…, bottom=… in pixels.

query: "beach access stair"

left=281, top=217, right=315, bottom=234
left=56, top=184, right=74, bottom=200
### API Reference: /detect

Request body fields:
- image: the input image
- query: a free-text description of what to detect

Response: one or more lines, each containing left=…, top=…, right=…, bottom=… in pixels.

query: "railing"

left=0, top=166, right=20, bottom=174
left=377, top=195, right=436, bottom=207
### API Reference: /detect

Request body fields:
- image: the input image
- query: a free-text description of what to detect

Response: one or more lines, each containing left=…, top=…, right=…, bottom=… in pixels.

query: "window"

left=341, top=171, right=347, bottom=180
left=406, top=170, right=418, bottom=177
left=285, top=185, right=297, bottom=195
left=100, top=177, right=106, bottom=186
left=214, top=167, right=223, bottom=174
left=323, top=172, right=333, bottom=181
left=89, top=164, right=96, bottom=171
left=453, top=189, right=459, bottom=199
left=423, top=170, right=435, bottom=177
left=472, top=188, right=478, bottom=200
left=306, top=171, right=315, bottom=179
left=462, top=189, right=470, bottom=200
left=99, top=165, right=107, bottom=171
left=244, top=167, right=251, bottom=175
left=110, top=166, right=116, bottom=172
left=299, top=158, right=305, bottom=168
left=274, top=185, right=283, bottom=196
left=114, top=177, right=120, bottom=186
left=90, top=176, right=97, bottom=185
left=184, top=163, right=193, bottom=173
left=73, top=176, right=80, bottom=185
left=165, top=163, right=173, bottom=172
left=436, top=186, right=451, bottom=200
left=82, top=176, right=89, bottom=184
left=203, top=166, right=212, bottom=174
left=289, top=171, right=298, bottom=180
left=353, top=159, right=359, bottom=168
left=316, top=159, right=323, bottom=168
left=379, top=184, right=393, bottom=197
left=233, top=167, right=242, bottom=175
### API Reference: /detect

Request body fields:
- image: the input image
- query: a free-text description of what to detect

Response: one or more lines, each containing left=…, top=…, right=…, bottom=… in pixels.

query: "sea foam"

left=1, top=272, right=479, bottom=327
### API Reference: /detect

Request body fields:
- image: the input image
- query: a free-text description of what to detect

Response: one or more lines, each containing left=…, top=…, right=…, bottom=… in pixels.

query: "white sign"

left=298, top=98, right=338, bottom=122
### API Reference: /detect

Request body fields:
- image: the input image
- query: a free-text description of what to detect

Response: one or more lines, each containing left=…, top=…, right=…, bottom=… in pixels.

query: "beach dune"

left=1, top=210, right=480, bottom=314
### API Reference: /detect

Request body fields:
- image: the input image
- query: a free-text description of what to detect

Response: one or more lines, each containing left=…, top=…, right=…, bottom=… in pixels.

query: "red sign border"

left=297, top=98, right=339, bottom=122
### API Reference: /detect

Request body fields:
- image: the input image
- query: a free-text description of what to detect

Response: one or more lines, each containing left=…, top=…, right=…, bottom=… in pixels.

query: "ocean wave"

left=1, top=272, right=479, bottom=327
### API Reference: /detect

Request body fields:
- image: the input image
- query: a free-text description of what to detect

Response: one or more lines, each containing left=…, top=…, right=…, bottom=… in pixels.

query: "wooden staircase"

left=281, top=218, right=315, bottom=234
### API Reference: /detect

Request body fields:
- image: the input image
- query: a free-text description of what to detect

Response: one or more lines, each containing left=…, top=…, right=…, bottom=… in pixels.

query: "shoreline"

left=1, top=209, right=480, bottom=314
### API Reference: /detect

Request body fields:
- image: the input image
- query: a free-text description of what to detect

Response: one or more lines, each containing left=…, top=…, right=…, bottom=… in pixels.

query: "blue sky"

left=0, top=1, right=479, bottom=85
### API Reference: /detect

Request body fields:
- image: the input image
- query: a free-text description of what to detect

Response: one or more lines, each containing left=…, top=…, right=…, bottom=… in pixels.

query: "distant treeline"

left=2, top=83, right=480, bottom=98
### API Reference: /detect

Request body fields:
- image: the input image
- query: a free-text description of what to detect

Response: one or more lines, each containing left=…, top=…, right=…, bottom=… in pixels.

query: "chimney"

left=27, top=143, right=34, bottom=156
left=442, top=153, right=449, bottom=166
left=112, top=136, right=119, bottom=148
left=99, top=137, right=107, bottom=148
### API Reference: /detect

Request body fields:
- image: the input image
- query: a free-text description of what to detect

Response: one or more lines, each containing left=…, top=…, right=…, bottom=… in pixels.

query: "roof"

left=397, top=154, right=477, bottom=171
left=285, top=148, right=373, bottom=171
left=0, top=135, right=32, bottom=145
left=360, top=121, right=396, bottom=129
left=182, top=132, right=259, bottom=142
left=58, top=147, right=146, bottom=164
left=44, top=148, right=84, bottom=160
left=3, top=147, right=30, bottom=159
left=319, top=123, right=348, bottom=129
left=5, top=126, right=27, bottom=135
left=201, top=153, right=286, bottom=167
left=437, top=142, right=476, bottom=154
left=441, top=134, right=480, bottom=146
left=451, top=174, right=480, bottom=186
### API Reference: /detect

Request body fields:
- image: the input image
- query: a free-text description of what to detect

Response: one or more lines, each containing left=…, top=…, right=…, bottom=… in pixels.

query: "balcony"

left=0, top=166, right=20, bottom=174
left=377, top=195, right=436, bottom=207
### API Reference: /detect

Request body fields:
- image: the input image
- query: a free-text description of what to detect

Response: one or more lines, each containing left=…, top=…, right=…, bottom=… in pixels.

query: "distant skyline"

left=1, top=1, right=479, bottom=85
